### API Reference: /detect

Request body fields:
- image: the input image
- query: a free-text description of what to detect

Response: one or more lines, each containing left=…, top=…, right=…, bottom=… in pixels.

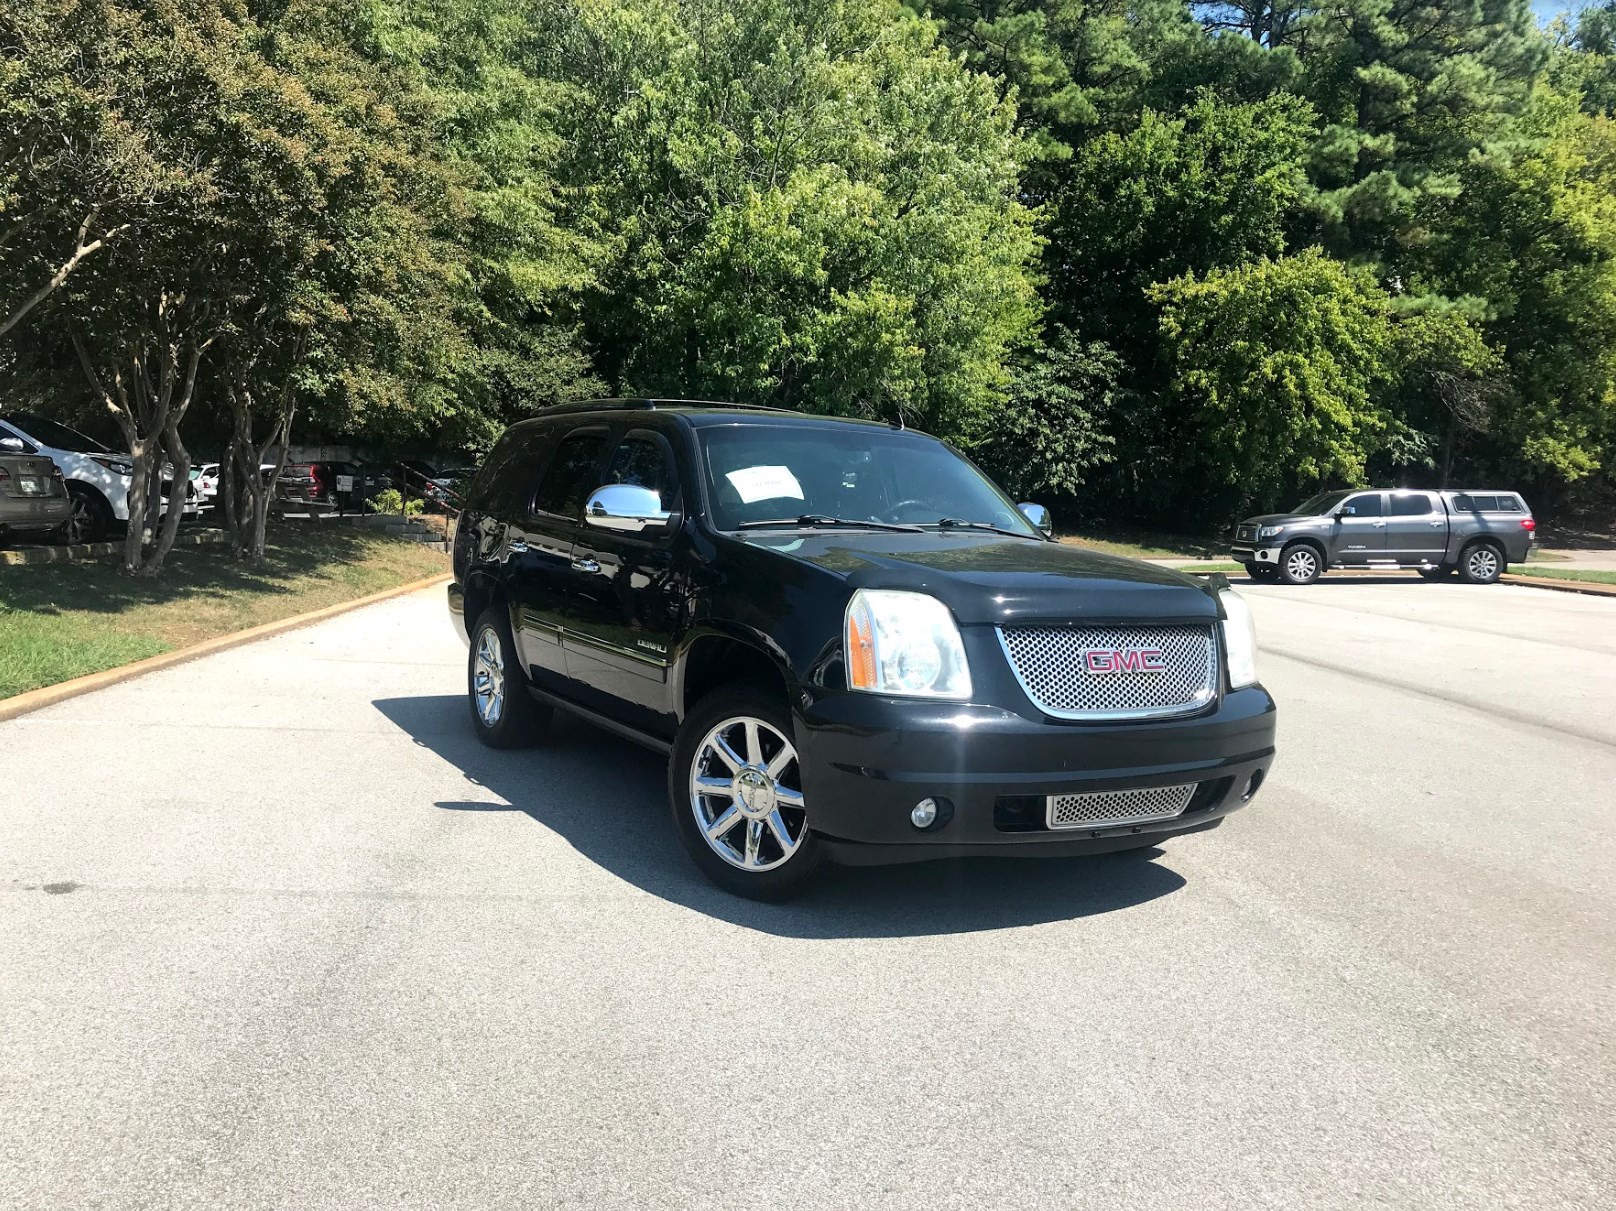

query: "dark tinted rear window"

left=1389, top=493, right=1436, bottom=516
left=1451, top=493, right=1524, bottom=512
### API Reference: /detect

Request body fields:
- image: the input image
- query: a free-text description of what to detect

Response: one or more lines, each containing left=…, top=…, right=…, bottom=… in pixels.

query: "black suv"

left=449, top=400, right=1276, bottom=898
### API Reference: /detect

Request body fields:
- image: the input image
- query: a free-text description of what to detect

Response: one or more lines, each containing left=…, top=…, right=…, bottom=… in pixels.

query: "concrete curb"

left=1500, top=573, right=1616, bottom=597
left=0, top=571, right=452, bottom=723
left=0, top=529, right=228, bottom=566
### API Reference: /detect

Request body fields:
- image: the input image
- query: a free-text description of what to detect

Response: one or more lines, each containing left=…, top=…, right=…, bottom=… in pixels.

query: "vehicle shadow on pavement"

left=372, top=695, right=1188, bottom=939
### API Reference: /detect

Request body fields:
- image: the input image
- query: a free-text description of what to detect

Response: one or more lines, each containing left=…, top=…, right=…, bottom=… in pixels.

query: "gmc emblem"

left=1084, top=648, right=1167, bottom=674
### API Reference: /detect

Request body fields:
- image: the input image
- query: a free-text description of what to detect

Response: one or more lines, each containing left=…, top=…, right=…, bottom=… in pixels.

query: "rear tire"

left=467, top=606, right=551, bottom=748
left=1458, top=542, right=1504, bottom=585
left=670, top=686, right=822, bottom=901
left=1279, top=543, right=1323, bottom=585
left=63, top=483, right=111, bottom=545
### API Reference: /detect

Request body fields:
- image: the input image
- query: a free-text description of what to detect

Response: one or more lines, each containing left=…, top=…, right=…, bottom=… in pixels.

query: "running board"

left=526, top=686, right=673, bottom=756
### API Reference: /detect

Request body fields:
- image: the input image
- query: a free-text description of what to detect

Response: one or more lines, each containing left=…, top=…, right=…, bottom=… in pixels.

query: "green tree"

left=965, top=327, right=1119, bottom=500
left=1299, top=0, right=1545, bottom=260
left=1413, top=86, right=1616, bottom=493
left=1150, top=248, right=1395, bottom=510
left=1048, top=89, right=1316, bottom=349
left=549, top=0, right=1040, bottom=439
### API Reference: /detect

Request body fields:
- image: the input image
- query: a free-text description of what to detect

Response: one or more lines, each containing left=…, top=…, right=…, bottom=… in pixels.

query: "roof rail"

left=534, top=398, right=791, bottom=417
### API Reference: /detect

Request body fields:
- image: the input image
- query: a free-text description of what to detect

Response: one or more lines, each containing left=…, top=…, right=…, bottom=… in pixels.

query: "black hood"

left=734, top=531, right=1219, bottom=625
left=1239, top=512, right=1324, bottom=527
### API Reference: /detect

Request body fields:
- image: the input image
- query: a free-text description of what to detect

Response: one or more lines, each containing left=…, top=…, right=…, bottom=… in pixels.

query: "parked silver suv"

left=1232, top=489, right=1535, bottom=585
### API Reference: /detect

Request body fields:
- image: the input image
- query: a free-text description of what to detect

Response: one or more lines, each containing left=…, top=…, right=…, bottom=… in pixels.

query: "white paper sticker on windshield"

left=725, top=465, right=804, bottom=504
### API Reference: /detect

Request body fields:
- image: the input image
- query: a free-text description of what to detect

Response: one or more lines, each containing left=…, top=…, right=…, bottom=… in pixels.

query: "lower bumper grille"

left=1046, top=783, right=1196, bottom=831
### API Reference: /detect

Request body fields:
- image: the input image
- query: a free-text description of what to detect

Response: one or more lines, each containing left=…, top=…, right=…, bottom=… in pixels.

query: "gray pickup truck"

left=1231, top=489, right=1536, bottom=585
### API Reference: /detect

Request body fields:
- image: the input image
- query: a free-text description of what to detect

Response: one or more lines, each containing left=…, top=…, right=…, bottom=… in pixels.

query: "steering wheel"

left=886, top=498, right=931, bottom=523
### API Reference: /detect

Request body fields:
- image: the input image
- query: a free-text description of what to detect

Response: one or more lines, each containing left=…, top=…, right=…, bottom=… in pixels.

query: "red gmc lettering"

left=1084, top=648, right=1167, bottom=674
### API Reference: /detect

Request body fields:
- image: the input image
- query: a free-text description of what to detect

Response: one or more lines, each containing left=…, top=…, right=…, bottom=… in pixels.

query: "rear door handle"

left=571, top=556, right=601, bottom=573
left=1373, top=521, right=1386, bottom=528
left=1429, top=521, right=1445, bottom=527
left=507, top=538, right=529, bottom=554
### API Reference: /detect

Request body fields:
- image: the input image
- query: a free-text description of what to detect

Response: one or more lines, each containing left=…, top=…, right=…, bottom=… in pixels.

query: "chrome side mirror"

left=584, top=483, right=674, bottom=533
left=1017, top=502, right=1053, bottom=536
left=0, top=436, right=26, bottom=453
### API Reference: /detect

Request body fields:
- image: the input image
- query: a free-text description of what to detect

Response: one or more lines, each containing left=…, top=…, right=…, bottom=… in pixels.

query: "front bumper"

left=1230, top=545, right=1279, bottom=565
left=795, top=686, right=1276, bottom=865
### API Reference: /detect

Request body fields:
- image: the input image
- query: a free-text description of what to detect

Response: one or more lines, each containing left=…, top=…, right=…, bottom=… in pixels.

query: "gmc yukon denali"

left=1232, top=488, right=1536, bottom=585
left=448, top=400, right=1277, bottom=899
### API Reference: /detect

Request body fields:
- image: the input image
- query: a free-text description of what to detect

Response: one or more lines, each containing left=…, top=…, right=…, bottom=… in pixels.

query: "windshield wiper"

left=933, top=517, right=1042, bottom=540
left=737, top=514, right=925, bottom=533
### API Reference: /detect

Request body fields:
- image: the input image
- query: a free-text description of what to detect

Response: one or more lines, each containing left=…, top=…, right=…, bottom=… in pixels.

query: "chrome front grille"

left=997, top=623, right=1218, bottom=720
left=1236, top=524, right=1257, bottom=542
left=1047, top=783, right=1196, bottom=830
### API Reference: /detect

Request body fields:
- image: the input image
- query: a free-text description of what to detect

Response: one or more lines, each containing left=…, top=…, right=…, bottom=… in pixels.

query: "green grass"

left=0, top=524, right=448, bottom=700
left=1058, top=527, right=1222, bottom=560
left=1524, top=547, right=1572, bottom=562
left=1176, top=563, right=1247, bottom=574
left=1509, top=566, right=1616, bottom=585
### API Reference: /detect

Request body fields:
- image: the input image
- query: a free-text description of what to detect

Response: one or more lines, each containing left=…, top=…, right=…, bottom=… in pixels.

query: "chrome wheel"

left=1466, top=546, right=1500, bottom=582
left=689, top=715, right=807, bottom=872
left=1284, top=547, right=1318, bottom=582
left=473, top=627, right=506, bottom=726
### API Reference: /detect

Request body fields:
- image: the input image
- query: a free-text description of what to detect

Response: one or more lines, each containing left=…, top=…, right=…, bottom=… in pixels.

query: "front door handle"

left=571, top=556, right=601, bottom=573
left=1429, top=521, right=1444, bottom=527
left=1373, top=521, right=1386, bottom=528
left=507, top=538, right=529, bottom=554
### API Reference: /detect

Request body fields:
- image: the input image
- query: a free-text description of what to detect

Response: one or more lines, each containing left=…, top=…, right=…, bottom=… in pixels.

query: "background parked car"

left=425, top=466, right=477, bottom=507
left=0, top=438, right=71, bottom=544
left=0, top=412, right=199, bottom=543
left=191, top=462, right=220, bottom=507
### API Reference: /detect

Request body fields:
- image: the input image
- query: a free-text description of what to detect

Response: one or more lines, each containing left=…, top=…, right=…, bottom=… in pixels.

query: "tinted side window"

left=1496, top=496, right=1523, bottom=512
left=603, top=435, right=678, bottom=506
left=1390, top=493, right=1436, bottom=516
left=1342, top=493, right=1382, bottom=517
left=532, top=430, right=608, bottom=519
left=467, top=427, right=546, bottom=517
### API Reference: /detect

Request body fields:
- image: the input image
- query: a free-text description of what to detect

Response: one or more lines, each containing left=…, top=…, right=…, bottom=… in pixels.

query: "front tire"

left=1279, top=543, right=1323, bottom=585
left=467, top=606, right=551, bottom=748
left=1459, top=542, right=1504, bottom=585
left=670, top=687, right=821, bottom=900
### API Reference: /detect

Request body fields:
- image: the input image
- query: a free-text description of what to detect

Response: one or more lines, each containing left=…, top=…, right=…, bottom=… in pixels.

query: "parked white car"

left=0, top=412, right=200, bottom=544
left=192, top=462, right=220, bottom=505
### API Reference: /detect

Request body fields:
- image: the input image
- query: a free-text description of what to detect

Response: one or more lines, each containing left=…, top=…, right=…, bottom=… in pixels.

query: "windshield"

left=1292, top=490, right=1352, bottom=516
left=1, top=412, right=112, bottom=453
left=699, top=423, right=1038, bottom=535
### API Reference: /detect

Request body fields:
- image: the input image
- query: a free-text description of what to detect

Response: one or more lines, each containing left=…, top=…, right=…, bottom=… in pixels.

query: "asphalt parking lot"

left=3, top=578, right=1613, bottom=1209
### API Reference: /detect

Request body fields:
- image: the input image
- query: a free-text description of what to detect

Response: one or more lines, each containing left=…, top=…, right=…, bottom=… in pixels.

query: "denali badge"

left=1084, top=648, right=1168, bottom=674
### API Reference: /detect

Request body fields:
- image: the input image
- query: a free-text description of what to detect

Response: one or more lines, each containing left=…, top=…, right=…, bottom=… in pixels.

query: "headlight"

left=1259, top=525, right=1284, bottom=539
left=845, top=589, right=972, bottom=699
left=92, top=455, right=135, bottom=476
left=1219, top=589, right=1259, bottom=689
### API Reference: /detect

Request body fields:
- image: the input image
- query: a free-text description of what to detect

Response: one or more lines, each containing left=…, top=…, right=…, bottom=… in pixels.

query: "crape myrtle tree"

left=0, top=2, right=169, bottom=341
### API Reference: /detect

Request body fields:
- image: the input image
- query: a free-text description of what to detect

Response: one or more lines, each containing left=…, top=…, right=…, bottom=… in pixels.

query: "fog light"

left=1242, top=770, right=1265, bottom=803
left=911, top=798, right=939, bottom=829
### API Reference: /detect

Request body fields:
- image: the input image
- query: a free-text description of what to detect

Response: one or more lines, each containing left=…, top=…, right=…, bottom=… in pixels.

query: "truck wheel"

left=670, top=686, right=822, bottom=901
left=1459, top=542, right=1504, bottom=585
left=1279, top=543, right=1322, bottom=586
left=467, top=606, right=551, bottom=748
